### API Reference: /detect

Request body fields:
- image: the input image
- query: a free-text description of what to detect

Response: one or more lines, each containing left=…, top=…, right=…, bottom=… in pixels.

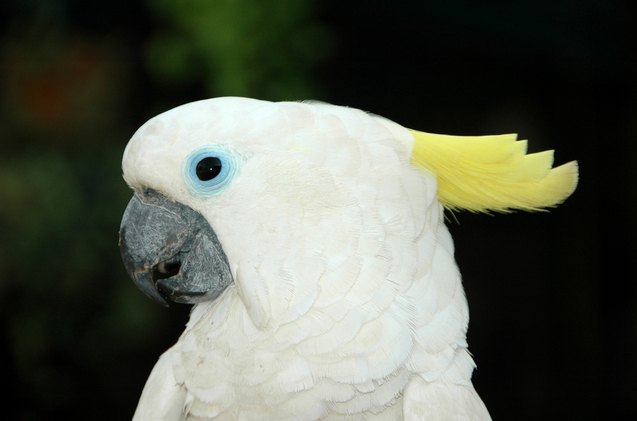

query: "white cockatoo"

left=119, top=97, right=578, bottom=420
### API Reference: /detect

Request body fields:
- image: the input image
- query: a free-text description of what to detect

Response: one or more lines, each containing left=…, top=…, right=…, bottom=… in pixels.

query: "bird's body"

left=119, top=97, right=577, bottom=420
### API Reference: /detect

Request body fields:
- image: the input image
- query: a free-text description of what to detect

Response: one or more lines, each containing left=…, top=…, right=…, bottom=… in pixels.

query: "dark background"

left=1, top=1, right=635, bottom=419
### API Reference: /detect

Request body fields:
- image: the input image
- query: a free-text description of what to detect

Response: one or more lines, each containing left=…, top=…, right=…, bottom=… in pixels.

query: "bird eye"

left=196, top=157, right=222, bottom=181
left=184, top=146, right=238, bottom=196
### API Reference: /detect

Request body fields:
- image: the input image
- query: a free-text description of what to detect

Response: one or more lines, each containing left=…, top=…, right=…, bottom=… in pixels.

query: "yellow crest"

left=409, top=130, right=578, bottom=213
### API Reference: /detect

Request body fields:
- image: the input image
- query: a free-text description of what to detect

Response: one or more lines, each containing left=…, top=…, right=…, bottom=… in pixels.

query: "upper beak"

left=118, top=189, right=233, bottom=306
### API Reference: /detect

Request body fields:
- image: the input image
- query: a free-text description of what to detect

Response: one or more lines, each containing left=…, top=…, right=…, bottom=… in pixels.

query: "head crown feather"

left=409, top=130, right=578, bottom=213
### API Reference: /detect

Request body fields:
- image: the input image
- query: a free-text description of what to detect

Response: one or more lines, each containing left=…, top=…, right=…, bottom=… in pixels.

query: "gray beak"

left=119, top=189, right=233, bottom=306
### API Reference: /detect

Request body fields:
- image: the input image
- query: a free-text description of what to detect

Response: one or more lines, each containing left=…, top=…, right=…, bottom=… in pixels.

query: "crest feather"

left=409, top=130, right=578, bottom=213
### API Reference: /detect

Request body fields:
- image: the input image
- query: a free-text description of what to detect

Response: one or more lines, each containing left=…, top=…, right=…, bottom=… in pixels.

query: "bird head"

left=119, top=97, right=578, bottom=329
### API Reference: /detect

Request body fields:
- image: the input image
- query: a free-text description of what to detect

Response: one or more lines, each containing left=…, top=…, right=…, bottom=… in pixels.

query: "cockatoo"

left=119, top=97, right=577, bottom=420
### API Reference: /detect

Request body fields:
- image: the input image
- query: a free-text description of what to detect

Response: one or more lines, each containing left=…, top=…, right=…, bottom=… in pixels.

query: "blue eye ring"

left=184, top=146, right=238, bottom=196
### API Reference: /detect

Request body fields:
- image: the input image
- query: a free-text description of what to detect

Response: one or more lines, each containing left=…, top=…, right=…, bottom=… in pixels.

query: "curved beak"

left=118, top=189, right=233, bottom=306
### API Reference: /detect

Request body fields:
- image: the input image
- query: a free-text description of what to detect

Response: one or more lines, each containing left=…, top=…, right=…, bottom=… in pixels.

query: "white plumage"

left=122, top=97, right=575, bottom=420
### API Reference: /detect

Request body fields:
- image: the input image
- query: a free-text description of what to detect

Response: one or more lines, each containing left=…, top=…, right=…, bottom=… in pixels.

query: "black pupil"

left=196, top=157, right=222, bottom=181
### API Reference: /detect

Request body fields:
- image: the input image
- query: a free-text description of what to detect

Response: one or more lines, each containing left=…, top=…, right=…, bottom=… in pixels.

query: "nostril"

left=152, top=259, right=181, bottom=280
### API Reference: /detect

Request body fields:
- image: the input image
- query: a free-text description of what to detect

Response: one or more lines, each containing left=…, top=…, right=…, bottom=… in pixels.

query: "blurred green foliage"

left=145, top=0, right=329, bottom=100
left=0, top=0, right=327, bottom=418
